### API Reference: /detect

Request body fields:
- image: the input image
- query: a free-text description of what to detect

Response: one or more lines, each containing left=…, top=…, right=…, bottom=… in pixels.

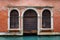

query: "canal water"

left=0, top=36, right=60, bottom=40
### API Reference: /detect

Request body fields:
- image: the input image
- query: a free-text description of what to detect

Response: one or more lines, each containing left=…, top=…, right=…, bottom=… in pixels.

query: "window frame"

left=8, top=8, right=20, bottom=30
left=41, top=8, right=53, bottom=30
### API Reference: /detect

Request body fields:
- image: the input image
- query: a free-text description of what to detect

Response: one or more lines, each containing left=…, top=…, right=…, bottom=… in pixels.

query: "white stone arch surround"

left=8, top=8, right=20, bottom=31
left=21, top=8, right=40, bottom=35
left=40, top=8, right=53, bottom=31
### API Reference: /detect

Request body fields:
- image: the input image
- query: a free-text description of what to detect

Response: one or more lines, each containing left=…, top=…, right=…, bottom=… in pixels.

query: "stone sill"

left=38, top=32, right=60, bottom=35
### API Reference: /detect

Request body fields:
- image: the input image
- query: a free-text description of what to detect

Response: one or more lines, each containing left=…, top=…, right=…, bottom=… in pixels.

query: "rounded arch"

left=10, top=10, right=19, bottom=16
left=23, top=9, right=38, bottom=17
left=41, top=8, right=52, bottom=14
left=21, top=8, right=40, bottom=17
left=21, top=8, right=40, bottom=35
left=10, top=9, right=19, bottom=28
left=42, top=9, right=51, bottom=28
left=9, top=8, right=20, bottom=15
left=8, top=8, right=20, bottom=30
left=22, top=8, right=39, bottom=35
left=42, top=9, right=51, bottom=18
left=41, top=8, right=53, bottom=31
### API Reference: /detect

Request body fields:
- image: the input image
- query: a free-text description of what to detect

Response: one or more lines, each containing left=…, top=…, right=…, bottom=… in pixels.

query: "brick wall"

left=0, top=0, right=60, bottom=32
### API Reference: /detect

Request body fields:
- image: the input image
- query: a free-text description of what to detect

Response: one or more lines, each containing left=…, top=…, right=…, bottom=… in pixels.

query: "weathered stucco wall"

left=0, top=0, right=60, bottom=32
left=0, top=10, right=8, bottom=32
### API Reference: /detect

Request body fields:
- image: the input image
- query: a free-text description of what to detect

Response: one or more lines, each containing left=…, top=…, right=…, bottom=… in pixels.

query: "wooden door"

left=23, top=9, right=37, bottom=34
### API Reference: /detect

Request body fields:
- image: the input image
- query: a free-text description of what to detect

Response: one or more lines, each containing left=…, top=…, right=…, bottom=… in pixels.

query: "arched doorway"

left=23, top=9, right=37, bottom=35
left=42, top=9, right=51, bottom=28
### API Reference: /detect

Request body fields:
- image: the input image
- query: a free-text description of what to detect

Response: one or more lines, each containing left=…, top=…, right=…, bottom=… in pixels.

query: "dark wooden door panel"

left=23, top=9, right=37, bottom=34
left=23, top=18, right=37, bottom=31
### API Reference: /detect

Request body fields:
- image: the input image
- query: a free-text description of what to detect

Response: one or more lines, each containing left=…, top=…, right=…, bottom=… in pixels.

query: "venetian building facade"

left=0, top=0, right=60, bottom=35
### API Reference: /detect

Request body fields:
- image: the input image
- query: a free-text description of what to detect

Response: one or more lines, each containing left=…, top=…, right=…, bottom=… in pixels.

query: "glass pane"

left=42, top=9, right=51, bottom=28
left=10, top=10, right=19, bottom=28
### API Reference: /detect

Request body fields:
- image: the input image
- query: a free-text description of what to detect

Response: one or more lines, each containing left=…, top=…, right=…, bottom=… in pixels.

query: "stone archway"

left=23, top=9, right=38, bottom=35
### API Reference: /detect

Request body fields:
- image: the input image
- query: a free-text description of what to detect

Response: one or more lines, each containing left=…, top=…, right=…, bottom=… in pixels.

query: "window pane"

left=10, top=10, right=19, bottom=28
left=42, top=9, right=51, bottom=28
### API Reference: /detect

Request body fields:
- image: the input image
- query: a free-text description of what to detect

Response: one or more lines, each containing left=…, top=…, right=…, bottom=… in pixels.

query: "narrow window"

left=10, top=10, right=19, bottom=29
left=42, top=9, right=51, bottom=28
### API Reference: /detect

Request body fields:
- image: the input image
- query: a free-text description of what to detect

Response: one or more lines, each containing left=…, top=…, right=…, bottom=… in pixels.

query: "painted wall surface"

left=0, top=0, right=60, bottom=32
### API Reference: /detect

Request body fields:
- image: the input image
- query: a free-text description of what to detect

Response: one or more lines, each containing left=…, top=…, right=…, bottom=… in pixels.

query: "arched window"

left=10, top=10, right=19, bottom=28
left=42, top=9, right=51, bottom=28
